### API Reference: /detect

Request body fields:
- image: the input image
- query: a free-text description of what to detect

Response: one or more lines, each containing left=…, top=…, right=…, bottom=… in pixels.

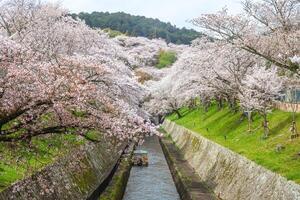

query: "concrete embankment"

left=160, top=136, right=217, bottom=200
left=0, top=139, right=126, bottom=200
left=163, top=120, right=300, bottom=200
left=98, top=144, right=134, bottom=200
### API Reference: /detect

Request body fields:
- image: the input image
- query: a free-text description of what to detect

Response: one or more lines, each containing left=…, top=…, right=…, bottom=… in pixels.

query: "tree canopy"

left=71, top=11, right=202, bottom=44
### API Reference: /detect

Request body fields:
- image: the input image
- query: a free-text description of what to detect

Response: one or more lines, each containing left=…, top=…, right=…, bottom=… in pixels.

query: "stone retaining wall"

left=0, top=140, right=125, bottom=200
left=163, top=120, right=300, bottom=200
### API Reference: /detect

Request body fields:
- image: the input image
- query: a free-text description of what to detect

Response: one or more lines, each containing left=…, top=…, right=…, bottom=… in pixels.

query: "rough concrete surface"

left=163, top=120, right=300, bottom=200
left=0, top=140, right=125, bottom=200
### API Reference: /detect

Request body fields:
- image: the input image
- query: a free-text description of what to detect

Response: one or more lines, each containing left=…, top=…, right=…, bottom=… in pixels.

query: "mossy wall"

left=0, top=140, right=125, bottom=200
left=99, top=144, right=133, bottom=200
left=163, top=120, right=300, bottom=200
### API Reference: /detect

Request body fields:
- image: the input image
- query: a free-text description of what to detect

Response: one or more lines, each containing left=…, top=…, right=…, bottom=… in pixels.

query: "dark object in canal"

left=132, top=150, right=148, bottom=166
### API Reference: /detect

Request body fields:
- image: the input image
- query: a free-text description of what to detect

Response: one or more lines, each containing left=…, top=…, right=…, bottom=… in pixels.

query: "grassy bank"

left=156, top=50, right=177, bottom=69
left=0, top=134, right=87, bottom=191
left=167, top=104, right=300, bottom=183
left=103, top=28, right=125, bottom=38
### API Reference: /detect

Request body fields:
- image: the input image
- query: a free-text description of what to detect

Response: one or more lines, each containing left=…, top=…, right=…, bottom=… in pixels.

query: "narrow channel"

left=123, top=136, right=180, bottom=200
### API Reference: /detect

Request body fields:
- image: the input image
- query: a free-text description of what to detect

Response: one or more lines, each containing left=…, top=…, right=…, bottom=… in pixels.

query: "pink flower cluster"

left=0, top=0, right=159, bottom=144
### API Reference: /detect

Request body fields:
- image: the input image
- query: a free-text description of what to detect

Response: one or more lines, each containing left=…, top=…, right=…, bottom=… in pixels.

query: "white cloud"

left=46, top=0, right=242, bottom=29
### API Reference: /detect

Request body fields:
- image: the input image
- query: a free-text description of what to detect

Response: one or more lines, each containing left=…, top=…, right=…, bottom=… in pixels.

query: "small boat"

left=132, top=150, right=148, bottom=166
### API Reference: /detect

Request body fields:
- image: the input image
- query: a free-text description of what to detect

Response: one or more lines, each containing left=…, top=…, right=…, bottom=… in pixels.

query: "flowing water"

left=123, top=136, right=180, bottom=200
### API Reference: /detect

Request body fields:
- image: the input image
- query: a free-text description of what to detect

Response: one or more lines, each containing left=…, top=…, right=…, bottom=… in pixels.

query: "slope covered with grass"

left=0, top=134, right=87, bottom=191
left=156, top=50, right=177, bottom=69
left=0, top=107, right=103, bottom=192
left=167, top=104, right=300, bottom=183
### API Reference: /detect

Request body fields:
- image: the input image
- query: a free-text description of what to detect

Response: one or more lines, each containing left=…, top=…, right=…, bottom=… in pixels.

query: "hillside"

left=71, top=12, right=202, bottom=44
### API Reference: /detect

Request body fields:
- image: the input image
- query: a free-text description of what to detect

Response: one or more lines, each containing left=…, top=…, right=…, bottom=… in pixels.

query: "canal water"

left=123, top=136, right=180, bottom=200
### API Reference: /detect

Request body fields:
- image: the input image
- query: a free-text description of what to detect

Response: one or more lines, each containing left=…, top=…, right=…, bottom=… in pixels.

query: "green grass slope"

left=0, top=134, right=86, bottom=191
left=167, top=104, right=300, bottom=183
left=0, top=111, right=103, bottom=192
left=156, top=50, right=177, bottom=69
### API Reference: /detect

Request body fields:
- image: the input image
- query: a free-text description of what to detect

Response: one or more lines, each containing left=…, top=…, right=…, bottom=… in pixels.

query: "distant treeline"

left=71, top=12, right=202, bottom=44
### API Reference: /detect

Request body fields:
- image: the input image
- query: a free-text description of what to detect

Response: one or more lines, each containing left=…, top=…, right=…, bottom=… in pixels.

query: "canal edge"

left=159, top=134, right=218, bottom=200
left=97, top=143, right=135, bottom=200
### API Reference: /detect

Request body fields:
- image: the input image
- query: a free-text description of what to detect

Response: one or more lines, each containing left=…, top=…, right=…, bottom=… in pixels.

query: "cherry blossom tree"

left=113, top=36, right=168, bottom=67
left=191, top=39, right=258, bottom=111
left=145, top=34, right=285, bottom=137
left=145, top=0, right=297, bottom=133
left=145, top=74, right=184, bottom=120
left=0, top=0, right=39, bottom=37
left=281, top=77, right=300, bottom=139
left=145, top=37, right=258, bottom=115
left=192, top=0, right=300, bottom=75
left=0, top=1, right=158, bottom=145
left=238, top=65, right=283, bottom=137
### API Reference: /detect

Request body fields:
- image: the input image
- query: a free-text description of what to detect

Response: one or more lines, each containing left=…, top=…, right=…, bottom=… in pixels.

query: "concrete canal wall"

left=160, top=136, right=216, bottom=200
left=163, top=120, right=300, bottom=200
left=99, top=144, right=134, bottom=200
left=0, top=140, right=125, bottom=200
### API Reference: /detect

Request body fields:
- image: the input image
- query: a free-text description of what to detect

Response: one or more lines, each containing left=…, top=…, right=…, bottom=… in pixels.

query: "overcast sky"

left=47, top=0, right=242, bottom=29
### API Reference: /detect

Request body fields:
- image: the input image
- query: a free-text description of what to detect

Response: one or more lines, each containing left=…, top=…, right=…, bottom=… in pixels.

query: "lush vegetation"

left=156, top=50, right=177, bottom=69
left=103, top=28, right=125, bottom=38
left=167, top=103, right=300, bottom=183
left=0, top=134, right=86, bottom=191
left=71, top=12, right=202, bottom=44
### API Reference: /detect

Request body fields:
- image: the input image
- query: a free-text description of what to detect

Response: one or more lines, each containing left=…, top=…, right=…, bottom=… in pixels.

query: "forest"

left=71, top=11, right=202, bottom=44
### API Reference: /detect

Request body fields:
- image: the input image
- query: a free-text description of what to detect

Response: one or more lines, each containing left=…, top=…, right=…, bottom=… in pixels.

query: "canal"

left=122, top=136, right=180, bottom=200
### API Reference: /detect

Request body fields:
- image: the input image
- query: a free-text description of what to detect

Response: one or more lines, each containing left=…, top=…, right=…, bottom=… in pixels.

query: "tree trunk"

left=290, top=109, right=298, bottom=139
left=202, top=99, right=210, bottom=112
left=188, top=99, right=196, bottom=109
left=247, top=112, right=252, bottom=133
left=174, top=109, right=182, bottom=119
left=229, top=98, right=238, bottom=113
left=217, top=97, right=223, bottom=110
left=158, top=114, right=165, bottom=124
left=262, top=110, right=269, bottom=138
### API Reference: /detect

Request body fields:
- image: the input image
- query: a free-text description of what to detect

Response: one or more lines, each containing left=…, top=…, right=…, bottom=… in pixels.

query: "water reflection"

left=123, top=136, right=180, bottom=200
